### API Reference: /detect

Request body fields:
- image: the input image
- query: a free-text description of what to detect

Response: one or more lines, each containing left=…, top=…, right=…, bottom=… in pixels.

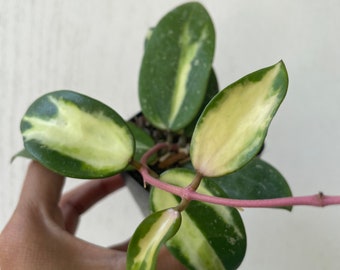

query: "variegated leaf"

left=151, top=168, right=246, bottom=270
left=191, top=61, right=288, bottom=177
left=21, top=90, right=134, bottom=178
left=127, top=208, right=181, bottom=270
left=139, top=2, right=215, bottom=131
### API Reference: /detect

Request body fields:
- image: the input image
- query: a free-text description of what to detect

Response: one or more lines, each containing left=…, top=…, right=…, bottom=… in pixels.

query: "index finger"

left=59, top=174, right=125, bottom=233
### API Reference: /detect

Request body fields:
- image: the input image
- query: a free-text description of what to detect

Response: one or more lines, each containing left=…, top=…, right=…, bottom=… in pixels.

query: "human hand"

left=0, top=161, right=185, bottom=269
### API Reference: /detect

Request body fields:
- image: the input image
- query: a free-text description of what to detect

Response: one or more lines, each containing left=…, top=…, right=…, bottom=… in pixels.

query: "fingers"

left=19, top=161, right=65, bottom=214
left=59, top=174, right=125, bottom=233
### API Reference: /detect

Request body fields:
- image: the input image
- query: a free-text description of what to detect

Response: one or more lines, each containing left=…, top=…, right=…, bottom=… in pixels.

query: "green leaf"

left=151, top=168, right=246, bottom=270
left=127, top=208, right=181, bottom=270
left=207, top=157, right=293, bottom=211
left=191, top=61, right=288, bottom=177
left=139, top=2, right=215, bottom=131
left=20, top=90, right=134, bottom=178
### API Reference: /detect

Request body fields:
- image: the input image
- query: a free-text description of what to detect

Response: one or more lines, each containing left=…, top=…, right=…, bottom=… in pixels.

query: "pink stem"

left=139, top=143, right=340, bottom=208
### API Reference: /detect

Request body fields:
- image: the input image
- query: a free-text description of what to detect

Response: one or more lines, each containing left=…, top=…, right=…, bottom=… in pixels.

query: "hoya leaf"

left=139, top=2, right=215, bottom=131
left=127, top=208, right=181, bottom=270
left=191, top=61, right=288, bottom=177
left=151, top=168, right=246, bottom=270
left=20, top=90, right=134, bottom=178
left=207, top=157, right=293, bottom=211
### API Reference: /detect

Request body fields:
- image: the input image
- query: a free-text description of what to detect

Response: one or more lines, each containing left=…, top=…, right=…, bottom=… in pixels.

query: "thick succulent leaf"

left=127, top=208, right=181, bottom=270
left=139, top=2, right=215, bottom=131
left=126, top=121, right=155, bottom=166
left=207, top=157, right=293, bottom=211
left=20, top=90, right=134, bottom=178
left=151, top=168, right=246, bottom=270
left=191, top=61, right=288, bottom=177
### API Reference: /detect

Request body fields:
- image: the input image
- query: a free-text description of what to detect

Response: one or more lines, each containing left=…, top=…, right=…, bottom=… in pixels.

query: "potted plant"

left=13, top=2, right=340, bottom=270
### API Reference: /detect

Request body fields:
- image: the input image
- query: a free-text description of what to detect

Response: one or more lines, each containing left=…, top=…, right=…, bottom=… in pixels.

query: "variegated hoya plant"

left=16, top=2, right=334, bottom=269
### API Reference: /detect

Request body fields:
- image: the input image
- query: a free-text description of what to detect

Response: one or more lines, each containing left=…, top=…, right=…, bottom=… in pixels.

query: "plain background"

left=1, top=1, right=340, bottom=269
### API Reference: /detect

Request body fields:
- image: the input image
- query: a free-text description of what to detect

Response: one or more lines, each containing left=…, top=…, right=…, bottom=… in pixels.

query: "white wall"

left=1, top=1, right=340, bottom=269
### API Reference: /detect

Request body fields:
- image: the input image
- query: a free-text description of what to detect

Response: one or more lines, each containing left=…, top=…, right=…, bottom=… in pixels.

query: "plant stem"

left=140, top=143, right=340, bottom=209
left=141, top=168, right=340, bottom=208
left=188, top=192, right=340, bottom=208
left=188, top=173, right=203, bottom=191
left=175, top=173, right=203, bottom=212
left=175, top=198, right=191, bottom=212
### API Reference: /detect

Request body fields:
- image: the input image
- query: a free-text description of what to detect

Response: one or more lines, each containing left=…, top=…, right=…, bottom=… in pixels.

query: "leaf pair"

left=140, top=1, right=288, bottom=178
left=151, top=169, right=247, bottom=270
left=143, top=157, right=291, bottom=270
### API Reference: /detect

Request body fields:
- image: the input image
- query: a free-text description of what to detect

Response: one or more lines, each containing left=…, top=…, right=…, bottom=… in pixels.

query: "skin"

left=0, top=161, right=186, bottom=269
